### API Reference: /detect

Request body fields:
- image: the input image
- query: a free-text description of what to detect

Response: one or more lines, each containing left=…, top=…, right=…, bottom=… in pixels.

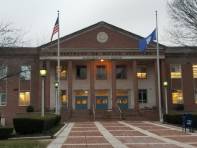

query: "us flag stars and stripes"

left=51, top=16, right=59, bottom=41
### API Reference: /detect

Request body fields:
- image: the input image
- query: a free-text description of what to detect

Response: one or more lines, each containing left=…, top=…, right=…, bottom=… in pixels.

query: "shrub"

left=0, top=127, right=13, bottom=139
left=163, top=114, right=182, bottom=125
left=163, top=114, right=197, bottom=128
left=13, top=114, right=61, bottom=134
left=26, top=105, right=34, bottom=112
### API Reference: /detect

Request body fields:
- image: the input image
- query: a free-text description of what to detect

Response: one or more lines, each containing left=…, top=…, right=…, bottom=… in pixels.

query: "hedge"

left=163, top=114, right=197, bottom=128
left=0, top=127, right=13, bottom=139
left=13, top=115, right=61, bottom=134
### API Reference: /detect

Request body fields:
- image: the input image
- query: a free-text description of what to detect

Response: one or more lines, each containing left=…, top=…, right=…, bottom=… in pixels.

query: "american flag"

left=51, top=17, right=59, bottom=41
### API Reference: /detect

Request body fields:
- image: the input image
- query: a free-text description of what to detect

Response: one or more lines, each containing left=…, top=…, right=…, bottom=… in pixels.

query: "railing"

left=116, top=103, right=122, bottom=120
left=92, top=104, right=96, bottom=121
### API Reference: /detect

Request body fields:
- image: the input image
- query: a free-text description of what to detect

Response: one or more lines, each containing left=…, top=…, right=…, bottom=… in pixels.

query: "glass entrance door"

left=116, top=90, right=129, bottom=110
left=117, top=96, right=128, bottom=110
left=96, top=96, right=108, bottom=110
left=95, top=90, right=108, bottom=110
left=75, top=96, right=87, bottom=110
left=75, top=90, right=88, bottom=110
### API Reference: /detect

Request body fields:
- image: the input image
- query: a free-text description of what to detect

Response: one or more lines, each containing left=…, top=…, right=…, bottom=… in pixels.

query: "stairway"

left=122, top=110, right=144, bottom=120
left=95, top=109, right=122, bottom=121
left=66, top=109, right=159, bottom=122
left=69, top=110, right=93, bottom=122
left=122, top=109, right=159, bottom=121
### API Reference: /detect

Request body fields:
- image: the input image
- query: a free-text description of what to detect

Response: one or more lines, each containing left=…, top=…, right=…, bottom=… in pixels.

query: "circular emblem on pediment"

left=97, top=32, right=109, bottom=43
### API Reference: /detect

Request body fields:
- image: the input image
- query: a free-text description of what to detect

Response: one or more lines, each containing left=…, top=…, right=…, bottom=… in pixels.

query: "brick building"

left=0, top=22, right=197, bottom=125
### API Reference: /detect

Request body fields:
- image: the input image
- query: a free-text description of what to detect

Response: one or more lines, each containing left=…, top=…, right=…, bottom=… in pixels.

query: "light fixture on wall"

left=100, top=59, right=104, bottom=62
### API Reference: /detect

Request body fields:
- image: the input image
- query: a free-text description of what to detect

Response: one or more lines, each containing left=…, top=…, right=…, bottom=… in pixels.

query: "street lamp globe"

left=40, top=69, right=47, bottom=77
left=163, top=81, right=168, bottom=87
left=54, top=82, right=59, bottom=88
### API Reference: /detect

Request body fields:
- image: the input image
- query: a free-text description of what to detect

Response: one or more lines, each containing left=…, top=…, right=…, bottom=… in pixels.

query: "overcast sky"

left=0, top=0, right=170, bottom=47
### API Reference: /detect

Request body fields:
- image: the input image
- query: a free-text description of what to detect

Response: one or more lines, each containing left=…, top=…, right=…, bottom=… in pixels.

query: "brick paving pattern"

left=48, top=121, right=197, bottom=148
left=62, top=122, right=112, bottom=148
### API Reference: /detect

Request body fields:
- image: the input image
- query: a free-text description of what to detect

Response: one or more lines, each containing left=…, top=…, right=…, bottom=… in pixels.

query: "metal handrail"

left=92, top=104, right=95, bottom=121
left=116, top=103, right=122, bottom=120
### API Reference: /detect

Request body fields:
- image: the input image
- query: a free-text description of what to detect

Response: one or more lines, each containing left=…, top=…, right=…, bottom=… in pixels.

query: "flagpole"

left=156, top=11, right=163, bottom=122
left=57, top=10, right=61, bottom=115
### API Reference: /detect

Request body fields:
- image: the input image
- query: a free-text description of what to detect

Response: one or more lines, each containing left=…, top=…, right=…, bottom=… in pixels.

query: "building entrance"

left=95, top=90, right=108, bottom=110
left=117, top=96, right=128, bottom=110
left=75, top=90, right=88, bottom=110
left=116, top=90, right=129, bottom=110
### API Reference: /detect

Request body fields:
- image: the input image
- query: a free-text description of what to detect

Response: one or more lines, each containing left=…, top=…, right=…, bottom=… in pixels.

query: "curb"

left=53, top=122, right=68, bottom=138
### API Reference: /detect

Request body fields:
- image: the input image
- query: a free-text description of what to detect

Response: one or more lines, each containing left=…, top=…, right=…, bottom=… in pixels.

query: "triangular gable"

left=40, top=21, right=164, bottom=50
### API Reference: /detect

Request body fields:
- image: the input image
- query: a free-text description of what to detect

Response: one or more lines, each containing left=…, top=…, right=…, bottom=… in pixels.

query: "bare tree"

left=0, top=65, right=31, bottom=81
left=0, top=22, right=25, bottom=47
left=167, top=0, right=197, bottom=46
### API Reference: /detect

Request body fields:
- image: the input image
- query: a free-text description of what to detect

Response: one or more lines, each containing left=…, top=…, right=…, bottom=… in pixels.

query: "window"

left=0, top=64, right=7, bottom=80
left=20, top=65, right=31, bottom=80
left=116, top=65, right=127, bottom=79
left=96, top=65, right=107, bottom=80
left=170, top=64, right=182, bottom=79
left=60, top=66, right=67, bottom=80
left=172, top=90, right=183, bottom=104
left=193, top=65, right=197, bottom=78
left=0, top=92, right=6, bottom=106
left=61, top=90, right=68, bottom=105
left=138, top=89, right=147, bottom=103
left=76, top=65, right=87, bottom=79
left=137, top=67, right=147, bottom=79
left=19, top=91, right=30, bottom=106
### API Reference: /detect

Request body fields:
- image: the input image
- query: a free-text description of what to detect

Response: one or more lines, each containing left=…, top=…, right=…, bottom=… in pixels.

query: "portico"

left=40, top=51, right=163, bottom=113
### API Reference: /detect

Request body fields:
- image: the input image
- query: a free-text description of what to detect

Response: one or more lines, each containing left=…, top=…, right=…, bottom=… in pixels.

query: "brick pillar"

left=32, top=59, right=40, bottom=111
left=165, top=63, right=173, bottom=111
left=90, top=61, right=95, bottom=109
left=67, top=61, right=73, bottom=110
left=154, top=60, right=159, bottom=110
left=112, top=61, right=116, bottom=109
left=45, top=61, right=51, bottom=111
left=182, top=63, right=194, bottom=111
left=132, top=60, right=139, bottom=111
left=38, top=61, right=43, bottom=111
left=161, top=60, right=167, bottom=112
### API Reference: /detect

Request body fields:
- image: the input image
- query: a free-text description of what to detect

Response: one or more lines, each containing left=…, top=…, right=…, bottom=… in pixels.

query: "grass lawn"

left=0, top=139, right=50, bottom=148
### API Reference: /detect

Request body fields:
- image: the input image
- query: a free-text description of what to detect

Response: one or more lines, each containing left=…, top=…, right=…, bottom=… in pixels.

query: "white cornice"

left=40, top=55, right=165, bottom=60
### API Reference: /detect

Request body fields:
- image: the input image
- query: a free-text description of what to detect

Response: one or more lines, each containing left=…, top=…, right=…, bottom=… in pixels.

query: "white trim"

left=40, top=55, right=165, bottom=60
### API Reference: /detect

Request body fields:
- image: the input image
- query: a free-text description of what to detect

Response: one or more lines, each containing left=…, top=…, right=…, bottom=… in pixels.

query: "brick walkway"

left=48, top=121, right=197, bottom=148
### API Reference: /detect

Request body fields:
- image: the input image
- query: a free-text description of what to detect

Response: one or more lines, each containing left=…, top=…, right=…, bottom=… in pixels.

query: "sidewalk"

left=47, top=121, right=197, bottom=148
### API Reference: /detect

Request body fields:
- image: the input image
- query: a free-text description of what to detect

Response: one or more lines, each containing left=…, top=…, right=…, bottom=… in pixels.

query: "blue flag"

left=139, top=29, right=156, bottom=52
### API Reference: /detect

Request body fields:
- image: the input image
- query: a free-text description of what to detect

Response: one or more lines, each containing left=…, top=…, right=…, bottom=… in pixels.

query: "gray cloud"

left=0, top=0, right=170, bottom=46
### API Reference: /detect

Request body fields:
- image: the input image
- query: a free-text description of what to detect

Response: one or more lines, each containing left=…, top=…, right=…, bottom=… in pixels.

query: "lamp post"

left=40, top=69, right=47, bottom=117
left=163, top=81, right=168, bottom=114
left=54, top=82, right=59, bottom=115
